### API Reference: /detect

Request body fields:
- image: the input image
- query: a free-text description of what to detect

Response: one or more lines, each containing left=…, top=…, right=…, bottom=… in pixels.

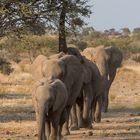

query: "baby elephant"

left=32, top=78, right=68, bottom=140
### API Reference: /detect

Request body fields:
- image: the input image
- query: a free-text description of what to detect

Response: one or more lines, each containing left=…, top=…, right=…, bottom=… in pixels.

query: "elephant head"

left=105, top=46, right=123, bottom=69
left=42, top=59, right=66, bottom=81
left=91, top=46, right=109, bottom=77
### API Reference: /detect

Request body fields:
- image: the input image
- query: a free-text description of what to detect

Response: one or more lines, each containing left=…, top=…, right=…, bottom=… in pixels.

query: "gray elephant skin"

left=32, top=78, right=68, bottom=140
left=31, top=54, right=84, bottom=135
left=67, top=47, right=106, bottom=130
left=83, top=45, right=123, bottom=112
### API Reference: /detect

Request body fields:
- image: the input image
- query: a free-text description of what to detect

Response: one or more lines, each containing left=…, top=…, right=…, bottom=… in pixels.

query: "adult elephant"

left=83, top=45, right=123, bottom=112
left=32, top=78, right=68, bottom=140
left=67, top=47, right=106, bottom=130
left=38, top=55, right=84, bottom=135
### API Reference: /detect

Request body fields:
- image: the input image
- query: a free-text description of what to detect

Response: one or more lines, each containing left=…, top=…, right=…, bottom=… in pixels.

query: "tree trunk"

left=58, top=1, right=67, bottom=53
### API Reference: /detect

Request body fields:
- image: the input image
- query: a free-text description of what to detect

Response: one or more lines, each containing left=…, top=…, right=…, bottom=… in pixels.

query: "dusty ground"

left=0, top=61, right=140, bottom=140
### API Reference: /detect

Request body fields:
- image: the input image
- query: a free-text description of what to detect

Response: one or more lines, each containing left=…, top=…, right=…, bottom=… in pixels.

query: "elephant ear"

left=58, top=60, right=67, bottom=81
left=106, top=46, right=122, bottom=68
left=52, top=80, right=67, bottom=112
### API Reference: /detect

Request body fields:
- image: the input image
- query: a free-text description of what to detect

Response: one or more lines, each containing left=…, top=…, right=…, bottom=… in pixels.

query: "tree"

left=121, top=28, right=130, bottom=36
left=45, top=0, right=92, bottom=52
left=0, top=0, right=91, bottom=52
left=132, top=27, right=140, bottom=40
left=133, top=27, right=140, bottom=34
left=0, top=0, right=53, bottom=37
left=82, top=26, right=94, bottom=36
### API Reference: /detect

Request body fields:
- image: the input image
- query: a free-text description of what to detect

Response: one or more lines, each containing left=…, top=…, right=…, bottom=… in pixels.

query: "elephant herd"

left=31, top=45, right=123, bottom=140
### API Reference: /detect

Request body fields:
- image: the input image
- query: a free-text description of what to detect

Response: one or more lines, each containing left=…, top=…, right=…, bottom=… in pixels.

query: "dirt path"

left=0, top=64, right=140, bottom=140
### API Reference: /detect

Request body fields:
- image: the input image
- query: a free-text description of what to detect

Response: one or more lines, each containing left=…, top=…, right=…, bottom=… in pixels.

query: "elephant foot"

left=88, top=124, right=93, bottom=129
left=80, top=119, right=91, bottom=129
left=103, top=108, right=108, bottom=113
left=94, top=118, right=101, bottom=123
left=59, top=134, right=64, bottom=139
left=62, top=129, right=70, bottom=136
left=49, top=135, right=57, bottom=140
left=70, top=123, right=79, bottom=131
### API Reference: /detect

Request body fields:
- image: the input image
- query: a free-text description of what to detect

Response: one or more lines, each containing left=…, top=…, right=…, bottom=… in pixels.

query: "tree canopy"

left=0, top=0, right=91, bottom=51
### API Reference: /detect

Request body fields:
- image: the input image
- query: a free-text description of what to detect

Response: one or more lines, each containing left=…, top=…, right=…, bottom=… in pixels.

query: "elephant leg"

left=70, top=104, right=79, bottom=130
left=62, top=106, right=71, bottom=136
left=75, top=96, right=84, bottom=128
left=49, top=121, right=59, bottom=140
left=45, top=120, right=50, bottom=140
left=37, top=107, right=46, bottom=140
left=59, top=109, right=68, bottom=138
left=82, top=84, right=93, bottom=128
left=94, top=96, right=102, bottom=123
left=102, top=90, right=109, bottom=113
left=49, top=111, right=62, bottom=140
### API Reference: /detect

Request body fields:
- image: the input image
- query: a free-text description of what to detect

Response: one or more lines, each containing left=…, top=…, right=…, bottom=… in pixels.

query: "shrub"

left=0, top=58, right=13, bottom=75
left=75, top=41, right=87, bottom=51
left=0, top=35, right=58, bottom=62
left=132, top=55, right=140, bottom=63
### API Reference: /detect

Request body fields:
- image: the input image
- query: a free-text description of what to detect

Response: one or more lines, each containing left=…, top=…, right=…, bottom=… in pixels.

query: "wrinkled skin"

left=32, top=54, right=84, bottom=135
left=45, top=55, right=84, bottom=135
left=30, top=53, right=65, bottom=80
left=67, top=47, right=106, bottom=130
left=32, top=78, right=68, bottom=140
left=83, top=46, right=123, bottom=112
left=30, top=55, right=47, bottom=80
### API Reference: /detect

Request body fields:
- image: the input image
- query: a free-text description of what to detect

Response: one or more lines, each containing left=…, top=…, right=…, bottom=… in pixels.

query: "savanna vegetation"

left=0, top=1, right=140, bottom=140
left=0, top=26, right=140, bottom=74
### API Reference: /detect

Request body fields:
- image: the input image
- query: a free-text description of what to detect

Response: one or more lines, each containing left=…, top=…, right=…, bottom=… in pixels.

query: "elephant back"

left=82, top=57, right=94, bottom=84
left=30, top=55, right=47, bottom=80
left=67, top=47, right=84, bottom=63
left=82, top=47, right=94, bottom=60
left=60, top=55, right=84, bottom=95
left=48, top=52, right=65, bottom=59
left=41, top=59, right=65, bottom=81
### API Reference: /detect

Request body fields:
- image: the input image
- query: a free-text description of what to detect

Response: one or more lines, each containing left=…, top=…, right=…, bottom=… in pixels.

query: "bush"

left=0, top=58, right=13, bottom=75
left=132, top=55, right=140, bottom=63
left=0, top=35, right=58, bottom=62
left=75, top=41, right=87, bottom=51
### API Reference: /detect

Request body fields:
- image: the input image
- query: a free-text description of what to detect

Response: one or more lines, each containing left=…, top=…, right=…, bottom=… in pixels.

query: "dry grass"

left=0, top=61, right=140, bottom=139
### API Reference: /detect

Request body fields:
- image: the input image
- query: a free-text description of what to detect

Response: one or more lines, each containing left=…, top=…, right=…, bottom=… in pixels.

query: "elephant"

left=30, top=52, right=65, bottom=81
left=83, top=45, right=123, bottom=112
left=34, top=54, right=84, bottom=135
left=66, top=47, right=106, bottom=130
left=32, top=78, right=68, bottom=140
left=48, top=52, right=65, bottom=59
left=30, top=55, right=47, bottom=80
